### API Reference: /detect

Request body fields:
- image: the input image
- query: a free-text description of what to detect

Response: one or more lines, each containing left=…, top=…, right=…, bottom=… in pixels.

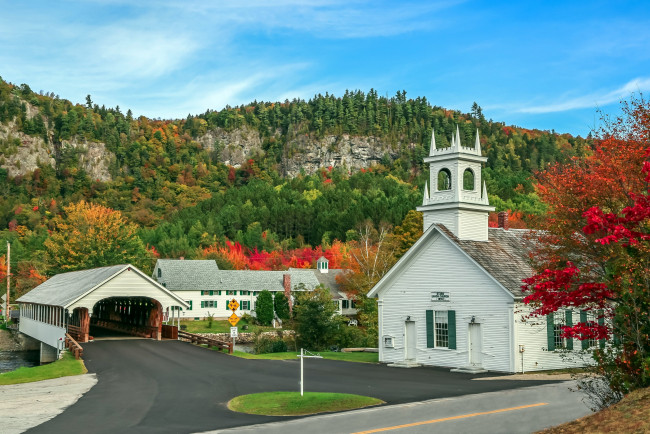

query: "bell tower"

left=417, top=126, right=494, bottom=241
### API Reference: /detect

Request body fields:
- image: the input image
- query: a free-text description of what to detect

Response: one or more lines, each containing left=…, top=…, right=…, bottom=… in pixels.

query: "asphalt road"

left=28, top=340, right=564, bottom=434
left=208, top=382, right=591, bottom=434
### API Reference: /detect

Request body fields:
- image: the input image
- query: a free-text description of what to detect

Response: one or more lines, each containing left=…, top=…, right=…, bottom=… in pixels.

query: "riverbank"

left=0, top=328, right=40, bottom=351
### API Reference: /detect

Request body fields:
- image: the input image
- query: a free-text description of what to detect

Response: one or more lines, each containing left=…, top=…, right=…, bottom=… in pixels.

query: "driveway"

left=28, top=340, right=562, bottom=434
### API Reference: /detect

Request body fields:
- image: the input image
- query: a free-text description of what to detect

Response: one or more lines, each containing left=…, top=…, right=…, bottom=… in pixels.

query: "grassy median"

left=229, top=391, right=384, bottom=416
left=0, top=351, right=87, bottom=385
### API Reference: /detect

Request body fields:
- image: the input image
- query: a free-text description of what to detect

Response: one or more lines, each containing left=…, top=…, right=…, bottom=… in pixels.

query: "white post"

left=300, top=347, right=304, bottom=396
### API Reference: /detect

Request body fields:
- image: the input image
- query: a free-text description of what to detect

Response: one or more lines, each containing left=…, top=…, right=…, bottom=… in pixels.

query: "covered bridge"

left=17, top=264, right=189, bottom=362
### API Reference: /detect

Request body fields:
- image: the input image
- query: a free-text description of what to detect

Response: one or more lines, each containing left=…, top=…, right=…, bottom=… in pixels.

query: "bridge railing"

left=65, top=333, right=83, bottom=359
left=178, top=330, right=233, bottom=354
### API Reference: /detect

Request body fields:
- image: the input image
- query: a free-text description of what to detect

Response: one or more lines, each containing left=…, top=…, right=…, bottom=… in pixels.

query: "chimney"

left=497, top=211, right=509, bottom=230
left=283, top=274, right=292, bottom=312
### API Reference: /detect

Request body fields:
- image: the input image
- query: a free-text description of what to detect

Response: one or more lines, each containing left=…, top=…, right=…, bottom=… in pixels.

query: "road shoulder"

left=0, top=373, right=98, bottom=434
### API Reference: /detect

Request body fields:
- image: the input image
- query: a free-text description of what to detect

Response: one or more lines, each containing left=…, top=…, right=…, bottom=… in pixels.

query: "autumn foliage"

left=523, top=95, right=650, bottom=395
left=44, top=201, right=152, bottom=273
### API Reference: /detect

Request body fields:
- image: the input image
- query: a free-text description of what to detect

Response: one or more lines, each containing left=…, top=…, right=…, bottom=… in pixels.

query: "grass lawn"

left=229, top=391, right=384, bottom=416
left=542, top=386, right=650, bottom=433
left=179, top=319, right=278, bottom=334
left=230, top=350, right=379, bottom=363
left=0, top=351, right=87, bottom=385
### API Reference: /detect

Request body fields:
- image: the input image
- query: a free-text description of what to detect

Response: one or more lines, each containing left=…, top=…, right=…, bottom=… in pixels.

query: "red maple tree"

left=523, top=95, right=650, bottom=395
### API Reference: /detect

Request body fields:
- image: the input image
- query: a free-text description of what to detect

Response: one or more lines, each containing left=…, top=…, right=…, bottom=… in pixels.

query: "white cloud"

left=518, top=78, right=650, bottom=114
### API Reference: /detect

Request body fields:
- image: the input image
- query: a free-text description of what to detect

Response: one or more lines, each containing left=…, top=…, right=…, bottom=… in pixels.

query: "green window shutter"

left=547, top=313, right=555, bottom=351
left=598, top=310, right=605, bottom=349
left=426, top=310, right=434, bottom=348
left=209, top=290, right=213, bottom=296
left=580, top=310, right=588, bottom=350
left=218, top=291, right=222, bottom=295
left=565, top=310, right=573, bottom=350
left=240, top=300, right=243, bottom=309
left=200, top=301, right=204, bottom=308
left=448, top=310, right=456, bottom=350
left=189, top=301, right=193, bottom=310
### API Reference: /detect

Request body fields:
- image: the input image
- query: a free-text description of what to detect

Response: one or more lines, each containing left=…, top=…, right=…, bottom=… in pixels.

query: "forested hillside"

left=0, top=76, right=591, bottom=286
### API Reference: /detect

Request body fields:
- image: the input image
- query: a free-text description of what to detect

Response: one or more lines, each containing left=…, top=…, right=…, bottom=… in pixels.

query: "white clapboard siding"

left=67, top=269, right=183, bottom=311
left=19, top=317, right=66, bottom=349
left=458, top=210, right=488, bottom=241
left=514, top=304, right=594, bottom=372
left=378, top=233, right=515, bottom=372
left=168, top=290, right=286, bottom=320
left=423, top=210, right=458, bottom=235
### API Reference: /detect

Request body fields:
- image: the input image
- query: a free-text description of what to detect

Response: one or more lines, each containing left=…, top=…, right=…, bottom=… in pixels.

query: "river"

left=0, top=350, right=39, bottom=373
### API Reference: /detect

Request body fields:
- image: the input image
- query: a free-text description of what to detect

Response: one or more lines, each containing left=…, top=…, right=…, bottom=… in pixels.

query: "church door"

left=405, top=321, right=417, bottom=361
left=469, top=323, right=483, bottom=367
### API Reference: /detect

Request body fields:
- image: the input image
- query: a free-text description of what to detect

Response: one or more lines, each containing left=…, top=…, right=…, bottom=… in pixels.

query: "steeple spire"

left=475, top=128, right=481, bottom=155
left=422, top=181, right=429, bottom=205
left=482, top=181, right=488, bottom=204
left=429, top=129, right=436, bottom=156
left=455, top=124, right=461, bottom=148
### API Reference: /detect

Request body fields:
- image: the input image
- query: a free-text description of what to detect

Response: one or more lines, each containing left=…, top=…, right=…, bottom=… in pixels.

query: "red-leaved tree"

left=523, top=95, right=650, bottom=397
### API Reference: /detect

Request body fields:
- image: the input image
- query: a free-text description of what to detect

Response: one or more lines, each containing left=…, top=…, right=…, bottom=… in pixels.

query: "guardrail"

left=178, top=330, right=233, bottom=354
left=65, top=333, right=83, bottom=359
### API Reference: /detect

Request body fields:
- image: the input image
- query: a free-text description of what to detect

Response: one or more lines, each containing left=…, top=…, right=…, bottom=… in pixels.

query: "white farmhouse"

left=153, top=258, right=355, bottom=321
left=367, top=127, right=596, bottom=373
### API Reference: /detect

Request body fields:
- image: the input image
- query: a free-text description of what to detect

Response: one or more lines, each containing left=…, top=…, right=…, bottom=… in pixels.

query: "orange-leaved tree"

left=45, top=201, right=153, bottom=274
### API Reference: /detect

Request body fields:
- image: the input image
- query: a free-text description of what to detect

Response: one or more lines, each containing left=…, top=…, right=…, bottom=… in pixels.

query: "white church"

left=367, top=127, right=595, bottom=373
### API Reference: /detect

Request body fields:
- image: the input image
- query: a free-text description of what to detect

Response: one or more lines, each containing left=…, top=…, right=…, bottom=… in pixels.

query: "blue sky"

left=1, top=0, right=649, bottom=136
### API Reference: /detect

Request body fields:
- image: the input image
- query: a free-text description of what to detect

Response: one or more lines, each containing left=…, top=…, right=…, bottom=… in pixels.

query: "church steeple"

left=417, top=127, right=494, bottom=241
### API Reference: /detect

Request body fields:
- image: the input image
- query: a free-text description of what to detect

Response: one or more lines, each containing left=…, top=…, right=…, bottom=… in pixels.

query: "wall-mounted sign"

left=431, top=291, right=450, bottom=302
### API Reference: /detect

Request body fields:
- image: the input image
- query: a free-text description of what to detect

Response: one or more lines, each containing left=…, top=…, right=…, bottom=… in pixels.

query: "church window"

left=463, top=168, right=475, bottom=190
left=437, top=169, right=452, bottom=191
left=426, top=310, right=456, bottom=349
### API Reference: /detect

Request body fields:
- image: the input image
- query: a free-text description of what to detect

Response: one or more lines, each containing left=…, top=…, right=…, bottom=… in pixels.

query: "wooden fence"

left=178, top=330, right=233, bottom=354
left=65, top=333, right=83, bottom=359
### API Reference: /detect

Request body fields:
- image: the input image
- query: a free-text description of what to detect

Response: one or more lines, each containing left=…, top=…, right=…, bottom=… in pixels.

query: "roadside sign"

left=228, top=299, right=239, bottom=311
left=230, top=327, right=238, bottom=338
left=228, top=312, right=240, bottom=326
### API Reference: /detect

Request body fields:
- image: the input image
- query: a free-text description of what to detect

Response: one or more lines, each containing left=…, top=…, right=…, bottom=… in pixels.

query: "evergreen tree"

left=255, top=290, right=274, bottom=325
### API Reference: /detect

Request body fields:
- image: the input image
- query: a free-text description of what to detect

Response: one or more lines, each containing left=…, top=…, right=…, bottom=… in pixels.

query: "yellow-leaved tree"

left=45, top=201, right=153, bottom=274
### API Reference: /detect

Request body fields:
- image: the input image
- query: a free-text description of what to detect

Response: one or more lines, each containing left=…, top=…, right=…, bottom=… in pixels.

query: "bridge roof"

left=17, top=264, right=189, bottom=309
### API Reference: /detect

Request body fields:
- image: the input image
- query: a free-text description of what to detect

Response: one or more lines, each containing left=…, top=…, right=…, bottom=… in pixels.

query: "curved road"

left=28, top=340, right=562, bottom=434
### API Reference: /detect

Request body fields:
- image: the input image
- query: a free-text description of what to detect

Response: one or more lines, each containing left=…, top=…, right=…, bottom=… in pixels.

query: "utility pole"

left=5, top=241, right=10, bottom=324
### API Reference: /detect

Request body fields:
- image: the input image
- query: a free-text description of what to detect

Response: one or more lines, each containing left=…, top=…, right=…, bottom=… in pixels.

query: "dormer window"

left=317, top=256, right=329, bottom=273
left=157, top=268, right=161, bottom=278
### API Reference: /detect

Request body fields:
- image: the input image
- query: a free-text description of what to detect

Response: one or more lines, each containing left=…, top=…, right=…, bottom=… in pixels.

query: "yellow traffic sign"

left=228, top=313, right=240, bottom=326
left=228, top=299, right=239, bottom=311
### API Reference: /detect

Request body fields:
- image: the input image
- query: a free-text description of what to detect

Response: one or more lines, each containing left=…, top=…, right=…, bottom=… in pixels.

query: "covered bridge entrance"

left=17, top=264, right=189, bottom=362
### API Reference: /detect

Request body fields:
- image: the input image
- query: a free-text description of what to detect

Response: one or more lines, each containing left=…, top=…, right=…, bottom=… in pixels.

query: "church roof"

left=436, top=225, right=537, bottom=298
left=367, top=224, right=537, bottom=300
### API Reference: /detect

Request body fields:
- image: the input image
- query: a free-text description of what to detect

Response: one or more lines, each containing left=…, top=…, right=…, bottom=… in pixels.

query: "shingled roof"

left=288, top=268, right=346, bottom=300
left=210, top=270, right=320, bottom=292
left=155, top=259, right=219, bottom=291
left=17, top=264, right=127, bottom=307
left=436, top=225, right=537, bottom=298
